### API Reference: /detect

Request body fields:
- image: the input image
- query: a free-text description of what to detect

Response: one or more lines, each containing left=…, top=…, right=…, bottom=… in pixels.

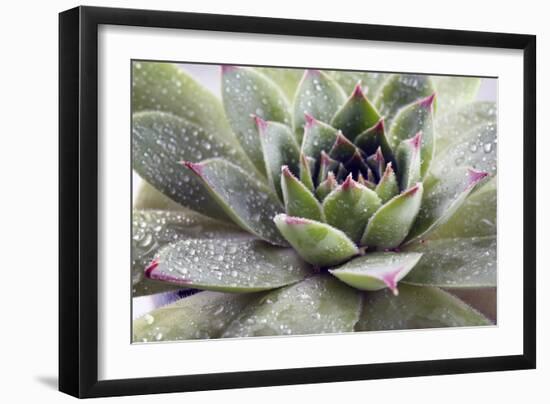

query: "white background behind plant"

left=0, top=0, right=546, bottom=403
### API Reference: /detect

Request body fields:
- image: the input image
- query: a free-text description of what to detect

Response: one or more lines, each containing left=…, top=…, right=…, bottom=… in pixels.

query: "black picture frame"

left=59, top=5, right=536, bottom=398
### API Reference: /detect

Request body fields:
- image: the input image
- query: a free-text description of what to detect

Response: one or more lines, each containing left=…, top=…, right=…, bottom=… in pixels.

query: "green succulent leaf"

left=432, top=120, right=497, bottom=177
left=132, top=62, right=236, bottom=141
left=301, top=115, right=339, bottom=159
left=315, top=172, right=338, bottom=201
left=446, top=288, right=496, bottom=323
left=184, top=158, right=286, bottom=245
left=354, top=119, right=396, bottom=167
left=432, top=76, right=481, bottom=117
left=435, top=101, right=497, bottom=154
left=274, top=214, right=359, bottom=266
left=133, top=111, right=250, bottom=221
left=389, top=94, right=436, bottom=178
left=222, top=66, right=292, bottom=175
left=256, top=67, right=304, bottom=101
left=323, top=175, right=382, bottom=243
left=426, top=176, right=496, bottom=239
left=374, top=74, right=435, bottom=126
left=293, top=70, right=346, bottom=142
left=133, top=291, right=260, bottom=342
left=329, top=71, right=390, bottom=96
left=281, top=166, right=324, bottom=221
left=329, top=131, right=361, bottom=162
left=256, top=118, right=300, bottom=201
left=299, top=154, right=316, bottom=192
left=375, top=163, right=399, bottom=203
left=355, top=284, right=492, bottom=331
left=331, top=84, right=382, bottom=142
left=133, top=180, right=186, bottom=211
left=317, top=152, right=339, bottom=184
left=146, top=237, right=311, bottom=292
left=396, top=132, right=422, bottom=190
left=222, top=275, right=362, bottom=337
left=406, top=167, right=489, bottom=244
left=402, top=236, right=496, bottom=288
left=132, top=209, right=241, bottom=296
left=361, top=183, right=423, bottom=249
left=330, top=252, right=422, bottom=295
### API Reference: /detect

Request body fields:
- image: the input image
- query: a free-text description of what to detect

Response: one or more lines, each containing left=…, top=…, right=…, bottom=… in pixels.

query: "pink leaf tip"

left=403, top=183, right=422, bottom=196
left=280, top=214, right=309, bottom=225
left=304, top=112, right=317, bottom=128
left=381, top=268, right=402, bottom=296
left=373, top=118, right=385, bottom=133
left=253, top=115, right=268, bottom=132
left=144, top=259, right=159, bottom=278
left=181, top=161, right=203, bottom=175
left=410, top=131, right=423, bottom=150
left=341, top=174, right=356, bottom=190
left=467, top=168, right=489, bottom=187
left=352, top=81, right=365, bottom=98
left=419, top=92, right=436, bottom=109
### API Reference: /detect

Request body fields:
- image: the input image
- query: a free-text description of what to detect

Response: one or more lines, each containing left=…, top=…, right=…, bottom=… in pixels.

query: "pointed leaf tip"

left=341, top=174, right=355, bottom=190
left=382, top=268, right=401, bottom=295
left=253, top=115, right=268, bottom=132
left=419, top=92, right=436, bottom=109
left=410, top=131, right=422, bottom=150
left=144, top=259, right=159, bottom=278
left=181, top=161, right=203, bottom=176
left=352, top=82, right=364, bottom=98
left=468, top=168, right=489, bottom=187
left=373, top=117, right=385, bottom=132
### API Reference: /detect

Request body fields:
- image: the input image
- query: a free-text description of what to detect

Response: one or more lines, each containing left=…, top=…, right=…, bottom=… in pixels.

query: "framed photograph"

left=59, top=6, right=536, bottom=398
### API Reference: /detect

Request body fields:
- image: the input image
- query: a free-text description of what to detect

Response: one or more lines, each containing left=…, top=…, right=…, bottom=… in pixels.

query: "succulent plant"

left=132, top=62, right=497, bottom=341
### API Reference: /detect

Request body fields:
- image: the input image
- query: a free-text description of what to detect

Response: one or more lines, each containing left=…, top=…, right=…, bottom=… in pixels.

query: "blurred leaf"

left=403, top=236, right=496, bottom=288
left=132, top=209, right=241, bottom=296
left=222, top=66, right=291, bottom=175
left=147, top=238, right=311, bottom=292
left=133, top=291, right=260, bottom=341
left=256, top=67, right=304, bottom=101
left=293, top=70, right=346, bottom=141
left=355, top=284, right=491, bottom=331
left=133, top=111, right=252, bottom=221
left=374, top=74, right=435, bottom=126
left=222, top=275, right=361, bottom=337
left=432, top=76, right=481, bottom=117
left=329, top=70, right=390, bottom=96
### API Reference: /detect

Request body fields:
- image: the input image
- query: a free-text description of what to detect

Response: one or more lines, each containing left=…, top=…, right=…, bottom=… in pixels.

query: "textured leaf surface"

left=132, top=62, right=236, bottom=140
left=133, top=291, right=259, bottom=341
left=301, top=116, right=339, bottom=160
left=222, top=66, right=291, bottom=174
left=133, top=111, right=249, bottom=221
left=447, top=288, right=496, bottom=323
left=132, top=209, right=240, bottom=296
left=355, top=284, right=491, bottom=331
left=432, top=120, right=497, bottom=177
left=323, top=176, right=382, bottom=243
left=281, top=167, right=324, bottom=221
left=257, top=119, right=300, bottom=200
left=435, top=101, right=497, bottom=154
left=403, top=236, right=496, bottom=288
left=361, top=184, right=423, bottom=248
left=293, top=70, right=346, bottom=141
left=389, top=94, right=435, bottom=177
left=374, top=74, right=435, bottom=126
left=331, top=84, right=381, bottom=142
left=395, top=132, right=422, bottom=190
left=147, top=238, right=311, bottom=292
left=375, top=163, right=399, bottom=203
left=256, top=67, right=304, bottom=101
left=329, top=71, right=390, bottom=96
left=427, top=176, right=496, bottom=239
left=406, top=167, right=489, bottom=243
left=185, top=158, right=286, bottom=245
left=274, top=214, right=359, bottom=266
left=330, top=252, right=422, bottom=294
left=432, top=76, right=481, bottom=117
left=222, top=275, right=362, bottom=337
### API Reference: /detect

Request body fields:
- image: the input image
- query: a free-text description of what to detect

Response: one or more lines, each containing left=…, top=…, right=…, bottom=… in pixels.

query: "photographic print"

left=131, top=61, right=497, bottom=343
